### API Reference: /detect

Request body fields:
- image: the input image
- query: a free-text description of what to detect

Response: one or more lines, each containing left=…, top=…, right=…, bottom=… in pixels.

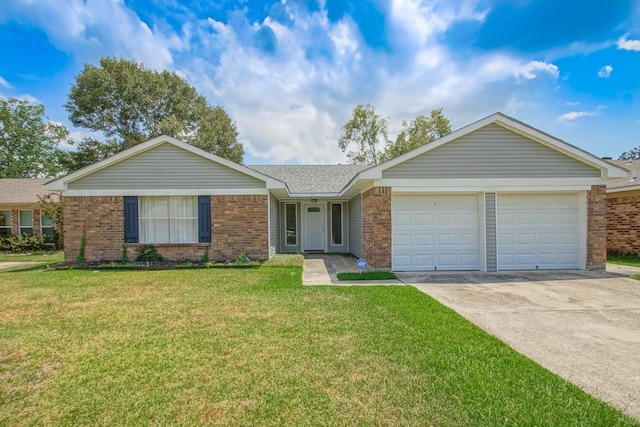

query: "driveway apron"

left=402, top=270, right=640, bottom=420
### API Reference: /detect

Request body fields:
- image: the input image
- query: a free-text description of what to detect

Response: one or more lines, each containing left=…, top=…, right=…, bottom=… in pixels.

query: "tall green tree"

left=619, top=147, right=640, bottom=160
left=338, top=104, right=389, bottom=165
left=65, top=57, right=243, bottom=163
left=0, top=97, right=70, bottom=178
left=58, top=137, right=119, bottom=172
left=382, top=108, right=451, bottom=161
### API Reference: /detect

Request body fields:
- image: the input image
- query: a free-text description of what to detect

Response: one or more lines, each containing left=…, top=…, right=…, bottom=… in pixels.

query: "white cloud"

left=4, top=0, right=184, bottom=69
left=0, top=0, right=586, bottom=164
left=597, top=65, right=613, bottom=78
left=0, top=76, right=12, bottom=89
left=617, top=37, right=640, bottom=52
left=557, top=111, right=597, bottom=122
left=517, top=61, right=560, bottom=80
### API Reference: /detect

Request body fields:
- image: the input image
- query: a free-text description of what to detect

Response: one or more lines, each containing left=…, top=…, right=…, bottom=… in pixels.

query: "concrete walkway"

left=607, top=263, right=640, bottom=276
left=302, top=254, right=403, bottom=286
left=0, top=262, right=41, bottom=270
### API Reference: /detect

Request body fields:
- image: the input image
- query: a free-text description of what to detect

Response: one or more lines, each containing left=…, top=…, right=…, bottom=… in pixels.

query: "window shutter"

left=124, top=196, right=139, bottom=243
left=198, top=196, right=212, bottom=243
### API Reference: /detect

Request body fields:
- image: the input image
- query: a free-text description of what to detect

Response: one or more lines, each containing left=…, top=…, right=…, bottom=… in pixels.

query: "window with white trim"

left=19, top=210, right=33, bottom=235
left=0, top=210, right=11, bottom=237
left=41, top=213, right=55, bottom=239
left=139, top=196, right=198, bottom=243
left=331, top=203, right=343, bottom=245
left=285, top=203, right=297, bottom=246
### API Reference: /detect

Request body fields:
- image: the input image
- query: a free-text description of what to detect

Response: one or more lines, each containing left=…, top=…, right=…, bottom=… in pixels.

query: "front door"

left=304, top=204, right=325, bottom=251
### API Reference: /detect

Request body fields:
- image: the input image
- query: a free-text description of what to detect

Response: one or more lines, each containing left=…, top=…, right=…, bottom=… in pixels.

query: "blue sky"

left=1, top=0, right=639, bottom=164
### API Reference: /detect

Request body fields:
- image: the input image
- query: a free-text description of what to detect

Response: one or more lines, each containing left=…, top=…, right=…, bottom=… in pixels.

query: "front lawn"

left=0, top=251, right=63, bottom=263
left=0, top=267, right=635, bottom=426
left=608, top=253, right=640, bottom=268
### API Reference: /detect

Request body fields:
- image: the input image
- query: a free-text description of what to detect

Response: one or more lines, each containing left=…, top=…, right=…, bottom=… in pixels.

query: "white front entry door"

left=304, top=204, right=325, bottom=251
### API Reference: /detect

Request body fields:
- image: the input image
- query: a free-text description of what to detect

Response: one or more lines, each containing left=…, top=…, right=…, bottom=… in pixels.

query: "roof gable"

left=358, top=113, right=627, bottom=181
left=382, top=123, right=601, bottom=179
left=46, top=136, right=286, bottom=191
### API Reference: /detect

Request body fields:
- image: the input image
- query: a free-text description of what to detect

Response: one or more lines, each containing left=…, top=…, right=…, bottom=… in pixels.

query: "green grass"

left=337, top=271, right=398, bottom=281
left=608, top=253, right=640, bottom=268
left=0, top=251, right=63, bottom=263
left=0, top=268, right=635, bottom=426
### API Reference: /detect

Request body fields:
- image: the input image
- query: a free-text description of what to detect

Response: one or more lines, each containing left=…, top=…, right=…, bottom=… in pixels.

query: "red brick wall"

left=361, top=187, right=392, bottom=269
left=64, top=196, right=124, bottom=262
left=212, top=195, right=269, bottom=261
left=607, top=190, right=640, bottom=255
left=587, top=185, right=607, bottom=269
left=64, top=195, right=270, bottom=263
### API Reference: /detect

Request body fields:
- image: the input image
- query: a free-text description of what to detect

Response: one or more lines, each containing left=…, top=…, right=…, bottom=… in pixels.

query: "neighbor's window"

left=0, top=210, right=11, bottom=237
left=285, top=203, right=297, bottom=246
left=41, top=213, right=55, bottom=239
left=331, top=203, right=343, bottom=245
left=19, top=210, right=33, bottom=235
left=139, top=196, right=197, bottom=244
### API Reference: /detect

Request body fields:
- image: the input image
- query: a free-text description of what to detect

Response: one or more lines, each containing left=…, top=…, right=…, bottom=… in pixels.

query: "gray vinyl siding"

left=69, top=143, right=266, bottom=190
left=383, top=124, right=601, bottom=179
left=327, top=202, right=349, bottom=253
left=485, top=193, right=497, bottom=272
left=348, top=194, right=362, bottom=258
left=280, top=202, right=301, bottom=253
left=269, top=194, right=279, bottom=257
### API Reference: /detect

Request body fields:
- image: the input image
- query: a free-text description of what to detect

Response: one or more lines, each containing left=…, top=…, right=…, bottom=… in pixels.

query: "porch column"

left=361, top=187, right=392, bottom=269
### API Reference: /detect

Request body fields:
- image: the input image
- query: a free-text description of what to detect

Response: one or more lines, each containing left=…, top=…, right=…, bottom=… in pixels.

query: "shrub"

left=135, top=244, right=164, bottom=262
left=0, top=234, right=47, bottom=253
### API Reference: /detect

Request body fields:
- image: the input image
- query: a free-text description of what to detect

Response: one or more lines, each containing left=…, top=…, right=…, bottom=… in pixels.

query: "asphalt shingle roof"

left=606, top=159, right=639, bottom=191
left=249, top=164, right=371, bottom=194
left=0, top=178, right=52, bottom=204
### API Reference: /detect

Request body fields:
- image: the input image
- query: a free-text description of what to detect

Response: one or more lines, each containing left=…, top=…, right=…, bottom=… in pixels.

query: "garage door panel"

left=392, top=194, right=479, bottom=271
left=415, top=234, right=433, bottom=246
left=498, top=194, right=580, bottom=270
left=394, top=214, right=411, bottom=226
left=415, top=214, right=434, bottom=226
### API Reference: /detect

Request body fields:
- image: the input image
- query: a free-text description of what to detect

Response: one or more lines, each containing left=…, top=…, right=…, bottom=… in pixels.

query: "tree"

left=338, top=104, right=389, bottom=165
left=0, top=97, right=70, bottom=178
left=619, top=147, right=640, bottom=160
left=382, top=108, right=451, bottom=161
left=58, top=137, right=119, bottom=172
left=65, top=57, right=244, bottom=163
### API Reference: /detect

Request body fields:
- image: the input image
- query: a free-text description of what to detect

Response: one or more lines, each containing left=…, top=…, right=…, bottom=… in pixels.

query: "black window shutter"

left=123, top=196, right=139, bottom=243
left=198, top=196, right=212, bottom=243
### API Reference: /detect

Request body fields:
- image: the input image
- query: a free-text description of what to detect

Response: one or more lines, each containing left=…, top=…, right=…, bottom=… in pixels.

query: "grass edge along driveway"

left=0, top=267, right=636, bottom=426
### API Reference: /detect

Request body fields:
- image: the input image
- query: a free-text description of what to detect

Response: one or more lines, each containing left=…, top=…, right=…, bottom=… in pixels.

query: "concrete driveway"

left=399, top=270, right=640, bottom=420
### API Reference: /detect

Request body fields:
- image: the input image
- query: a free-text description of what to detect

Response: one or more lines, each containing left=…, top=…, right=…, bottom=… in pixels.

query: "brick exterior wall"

left=587, top=185, right=607, bottom=270
left=11, top=209, right=18, bottom=235
left=212, top=195, right=269, bottom=261
left=361, top=187, right=392, bottom=269
left=607, top=190, right=640, bottom=255
left=64, top=195, right=270, bottom=263
left=64, top=196, right=124, bottom=262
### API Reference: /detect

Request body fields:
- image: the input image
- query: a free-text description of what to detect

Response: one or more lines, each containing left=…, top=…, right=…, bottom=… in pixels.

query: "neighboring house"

left=45, top=113, right=626, bottom=270
left=0, top=178, right=56, bottom=239
left=605, top=159, right=640, bottom=255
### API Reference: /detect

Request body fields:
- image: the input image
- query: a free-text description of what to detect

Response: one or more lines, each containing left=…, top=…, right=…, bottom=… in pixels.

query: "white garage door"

left=392, top=194, right=479, bottom=271
left=497, top=194, right=580, bottom=270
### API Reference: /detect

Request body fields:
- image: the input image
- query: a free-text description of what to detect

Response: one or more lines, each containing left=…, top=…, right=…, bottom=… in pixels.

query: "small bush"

left=135, top=244, right=164, bottom=262
left=0, top=234, right=47, bottom=253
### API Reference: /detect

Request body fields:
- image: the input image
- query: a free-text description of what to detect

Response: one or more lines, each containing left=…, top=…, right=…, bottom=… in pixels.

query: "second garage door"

left=392, top=194, right=479, bottom=271
left=497, top=193, right=581, bottom=270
